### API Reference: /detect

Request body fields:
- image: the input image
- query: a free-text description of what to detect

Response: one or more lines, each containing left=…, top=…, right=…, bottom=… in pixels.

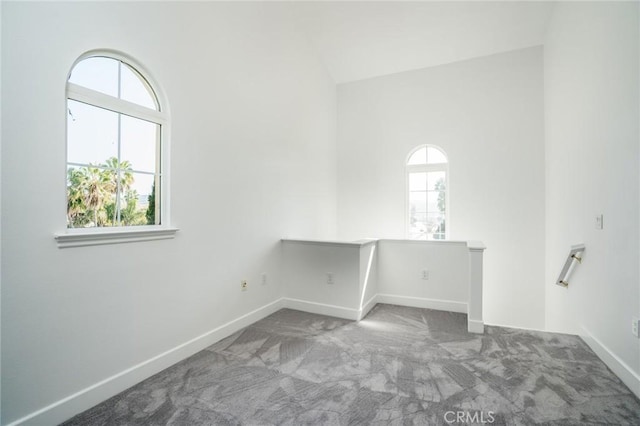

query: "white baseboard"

left=376, top=293, right=467, bottom=314
left=484, top=321, right=549, bottom=333
left=358, top=295, right=378, bottom=320
left=7, top=298, right=285, bottom=426
left=282, top=298, right=360, bottom=321
left=580, top=327, right=640, bottom=399
left=9, top=294, right=481, bottom=426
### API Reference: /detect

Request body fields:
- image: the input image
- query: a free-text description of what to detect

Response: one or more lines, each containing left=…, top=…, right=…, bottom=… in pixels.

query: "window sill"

left=55, top=227, right=179, bottom=248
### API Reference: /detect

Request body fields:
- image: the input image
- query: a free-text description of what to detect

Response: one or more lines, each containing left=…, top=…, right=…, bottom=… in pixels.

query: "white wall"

left=377, top=240, right=469, bottom=312
left=337, top=47, right=545, bottom=329
left=282, top=240, right=361, bottom=316
left=544, top=1, right=639, bottom=394
left=1, top=2, right=336, bottom=424
left=280, top=239, right=378, bottom=320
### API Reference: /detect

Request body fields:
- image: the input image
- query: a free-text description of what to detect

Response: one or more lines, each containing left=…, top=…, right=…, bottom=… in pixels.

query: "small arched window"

left=406, top=145, right=449, bottom=240
left=66, top=52, right=167, bottom=230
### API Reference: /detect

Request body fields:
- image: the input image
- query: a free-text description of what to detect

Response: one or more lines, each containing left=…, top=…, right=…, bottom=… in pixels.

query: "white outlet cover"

left=595, top=214, right=604, bottom=230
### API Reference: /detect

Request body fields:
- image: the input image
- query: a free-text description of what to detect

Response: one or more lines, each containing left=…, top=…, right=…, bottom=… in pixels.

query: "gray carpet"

left=62, top=304, right=640, bottom=425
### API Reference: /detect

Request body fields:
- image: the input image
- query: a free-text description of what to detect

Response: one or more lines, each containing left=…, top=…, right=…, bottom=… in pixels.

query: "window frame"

left=56, top=50, right=176, bottom=248
left=405, top=144, right=450, bottom=240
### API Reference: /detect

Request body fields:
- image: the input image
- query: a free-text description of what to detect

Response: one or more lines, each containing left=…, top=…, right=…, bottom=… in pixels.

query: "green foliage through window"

left=67, top=157, right=148, bottom=228
left=146, top=182, right=156, bottom=225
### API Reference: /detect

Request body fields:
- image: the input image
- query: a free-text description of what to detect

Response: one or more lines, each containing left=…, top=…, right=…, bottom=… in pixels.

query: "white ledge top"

left=381, top=239, right=486, bottom=250
left=467, top=241, right=487, bottom=251
left=382, top=239, right=465, bottom=246
left=282, top=238, right=485, bottom=250
left=281, top=238, right=378, bottom=247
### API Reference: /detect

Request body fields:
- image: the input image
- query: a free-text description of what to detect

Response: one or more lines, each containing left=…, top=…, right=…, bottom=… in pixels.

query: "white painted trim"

left=483, top=321, right=549, bottom=333
left=466, top=241, right=486, bottom=251
left=580, top=327, right=640, bottom=399
left=282, top=298, right=360, bottom=321
left=467, top=319, right=485, bottom=334
left=376, top=293, right=467, bottom=314
left=67, top=83, right=167, bottom=125
left=66, top=49, right=170, bottom=119
left=55, top=227, right=179, bottom=248
left=359, top=295, right=378, bottom=320
left=7, top=299, right=284, bottom=426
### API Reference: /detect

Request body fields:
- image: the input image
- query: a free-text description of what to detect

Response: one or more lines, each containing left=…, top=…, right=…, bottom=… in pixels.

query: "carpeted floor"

left=63, top=304, right=640, bottom=425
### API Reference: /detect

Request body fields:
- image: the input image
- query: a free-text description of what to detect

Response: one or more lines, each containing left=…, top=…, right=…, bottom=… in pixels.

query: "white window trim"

left=67, top=83, right=167, bottom=125
left=405, top=145, right=450, bottom=240
left=58, top=50, right=175, bottom=247
left=55, top=227, right=178, bottom=248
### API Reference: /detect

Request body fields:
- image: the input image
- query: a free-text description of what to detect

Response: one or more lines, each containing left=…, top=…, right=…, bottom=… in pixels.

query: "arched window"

left=406, top=145, right=449, bottom=240
left=66, top=51, right=168, bottom=230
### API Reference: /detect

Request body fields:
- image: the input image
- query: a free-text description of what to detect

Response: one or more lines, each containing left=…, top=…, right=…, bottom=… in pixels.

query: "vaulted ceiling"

left=291, top=1, right=555, bottom=83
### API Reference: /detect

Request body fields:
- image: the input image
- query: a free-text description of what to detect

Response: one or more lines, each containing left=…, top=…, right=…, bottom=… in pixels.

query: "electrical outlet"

left=261, top=273, right=267, bottom=285
left=326, top=272, right=334, bottom=285
left=421, top=270, right=429, bottom=280
left=632, top=317, right=640, bottom=338
left=241, top=280, right=248, bottom=291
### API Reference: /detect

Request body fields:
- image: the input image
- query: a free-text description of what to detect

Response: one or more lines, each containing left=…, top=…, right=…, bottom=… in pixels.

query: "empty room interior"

left=1, top=0, right=639, bottom=425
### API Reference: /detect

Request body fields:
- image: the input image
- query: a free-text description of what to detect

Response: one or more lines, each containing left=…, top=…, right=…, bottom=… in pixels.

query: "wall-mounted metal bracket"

left=556, top=244, right=586, bottom=287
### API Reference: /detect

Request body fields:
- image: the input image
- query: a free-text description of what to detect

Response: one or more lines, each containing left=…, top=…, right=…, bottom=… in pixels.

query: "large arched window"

left=406, top=145, right=449, bottom=240
left=65, top=51, right=168, bottom=231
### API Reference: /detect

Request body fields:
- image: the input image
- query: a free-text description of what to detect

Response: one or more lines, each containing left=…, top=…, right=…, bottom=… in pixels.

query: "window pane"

left=409, top=172, right=426, bottom=191
left=409, top=191, right=427, bottom=213
left=426, top=212, right=444, bottom=235
left=120, top=115, right=158, bottom=173
left=427, top=147, right=447, bottom=164
left=67, top=165, right=89, bottom=228
left=66, top=164, right=116, bottom=228
left=435, top=217, right=447, bottom=236
left=67, top=100, right=118, bottom=165
left=437, top=195, right=446, bottom=215
left=409, top=211, right=427, bottom=240
left=67, top=53, right=165, bottom=231
left=427, top=171, right=446, bottom=191
left=429, top=212, right=446, bottom=240
left=121, top=63, right=157, bottom=110
left=409, top=225, right=427, bottom=239
left=68, top=57, right=119, bottom=97
left=117, top=172, right=155, bottom=226
left=407, top=145, right=448, bottom=240
left=427, top=191, right=442, bottom=213
left=407, top=147, right=427, bottom=165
